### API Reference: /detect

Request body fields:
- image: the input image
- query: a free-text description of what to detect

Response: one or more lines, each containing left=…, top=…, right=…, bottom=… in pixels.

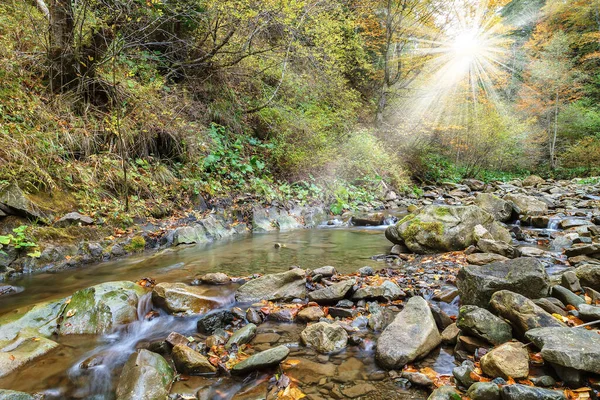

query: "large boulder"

left=115, top=349, right=174, bottom=400
left=490, top=291, right=565, bottom=337
left=375, top=296, right=441, bottom=369
left=60, top=281, right=147, bottom=335
left=474, top=193, right=513, bottom=222
left=152, top=282, right=224, bottom=315
left=526, top=327, right=600, bottom=375
left=300, top=322, right=348, bottom=354
left=235, top=269, right=306, bottom=303
left=456, top=305, right=512, bottom=345
left=457, top=258, right=550, bottom=306
left=480, top=341, right=529, bottom=379
left=503, top=193, right=548, bottom=216
left=386, top=205, right=511, bottom=254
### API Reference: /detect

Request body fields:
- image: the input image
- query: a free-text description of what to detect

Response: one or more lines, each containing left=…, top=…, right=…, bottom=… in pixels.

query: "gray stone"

left=196, top=310, right=235, bottom=334
left=560, top=218, right=593, bottom=229
left=0, top=299, right=65, bottom=340
left=235, top=269, right=306, bottom=303
left=198, top=272, right=230, bottom=285
left=115, top=349, right=174, bottom=400
left=0, top=183, right=47, bottom=221
left=358, top=266, right=374, bottom=276
left=152, top=282, right=222, bottom=315
left=500, top=384, right=566, bottom=400
left=300, top=322, right=348, bottom=353
left=533, top=298, right=567, bottom=317
left=577, top=304, right=600, bottom=321
left=477, top=239, right=520, bottom=258
left=504, top=193, right=549, bottom=216
left=531, top=375, right=556, bottom=387
left=312, top=266, right=336, bottom=277
left=467, top=382, right=500, bottom=400
left=172, top=344, right=216, bottom=374
left=575, top=264, right=600, bottom=291
left=297, top=306, right=325, bottom=322
left=0, top=334, right=59, bottom=378
left=226, top=324, right=257, bottom=349
left=441, top=323, right=460, bottom=345
left=522, top=175, right=545, bottom=187
left=375, top=296, right=441, bottom=369
left=526, top=327, right=600, bottom=375
left=232, top=345, right=290, bottom=375
left=466, top=253, right=509, bottom=265
left=351, top=280, right=405, bottom=301
left=452, top=360, right=475, bottom=389
left=475, top=193, right=513, bottom=222
left=388, top=205, right=511, bottom=254
left=308, top=279, right=354, bottom=303
left=427, top=386, right=459, bottom=400
left=55, top=212, right=94, bottom=227
left=456, top=305, right=512, bottom=345
left=401, top=371, right=433, bottom=387
left=490, top=290, right=565, bottom=338
left=457, top=258, right=550, bottom=306
left=0, top=390, right=35, bottom=400
left=551, top=285, right=584, bottom=307
left=480, top=341, right=529, bottom=379
left=561, top=271, right=582, bottom=293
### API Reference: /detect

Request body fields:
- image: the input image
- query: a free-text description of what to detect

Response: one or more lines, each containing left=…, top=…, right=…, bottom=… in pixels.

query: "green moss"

left=434, top=206, right=452, bottom=217
left=403, top=219, right=444, bottom=242
left=397, top=214, right=416, bottom=225
left=124, top=236, right=146, bottom=252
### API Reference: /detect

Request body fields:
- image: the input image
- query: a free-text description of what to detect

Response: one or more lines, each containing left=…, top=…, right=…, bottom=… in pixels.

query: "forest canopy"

left=1, top=0, right=599, bottom=219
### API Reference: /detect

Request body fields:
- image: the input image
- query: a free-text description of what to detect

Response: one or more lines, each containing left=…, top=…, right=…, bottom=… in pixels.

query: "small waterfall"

left=547, top=217, right=561, bottom=231
left=67, top=292, right=234, bottom=399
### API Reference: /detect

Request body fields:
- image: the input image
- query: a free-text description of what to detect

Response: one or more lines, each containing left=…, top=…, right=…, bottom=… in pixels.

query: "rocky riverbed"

left=0, top=176, right=599, bottom=400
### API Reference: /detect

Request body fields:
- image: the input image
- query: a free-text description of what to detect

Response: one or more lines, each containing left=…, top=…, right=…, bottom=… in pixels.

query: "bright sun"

left=452, top=30, right=482, bottom=59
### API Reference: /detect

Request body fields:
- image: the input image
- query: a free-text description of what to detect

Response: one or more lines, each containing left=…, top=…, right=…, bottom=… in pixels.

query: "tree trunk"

left=551, top=89, right=559, bottom=170
left=49, top=0, right=74, bottom=91
left=35, top=0, right=50, bottom=20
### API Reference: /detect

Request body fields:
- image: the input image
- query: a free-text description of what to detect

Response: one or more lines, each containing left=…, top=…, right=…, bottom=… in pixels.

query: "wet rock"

left=480, top=341, right=529, bottom=379
left=231, top=345, right=290, bottom=375
left=504, top=193, right=548, bottom=216
left=453, top=360, right=475, bottom=389
left=0, top=334, right=59, bottom=378
left=456, top=305, right=512, bottom=345
left=281, top=357, right=336, bottom=384
left=390, top=205, right=511, bottom=253
left=55, top=212, right=94, bottom=227
left=477, top=239, right=520, bottom=259
left=441, top=323, right=460, bottom=345
left=429, top=302, right=454, bottom=330
left=560, top=271, right=582, bottom=293
left=0, top=389, right=35, bottom=400
left=197, top=310, right=235, bottom=335
left=235, top=269, right=306, bottom=303
left=475, top=193, right=513, bottom=222
left=560, top=218, right=592, bottom=230
left=577, top=304, right=600, bottom=321
left=367, top=303, right=396, bottom=331
left=245, top=308, right=263, bottom=325
left=351, top=280, right=405, bottom=301
left=197, top=273, right=230, bottom=285
left=152, top=282, right=222, bottom=315
left=341, top=383, right=376, bottom=398
left=531, top=375, right=556, bottom=387
left=566, top=245, right=600, bottom=258
left=550, top=285, right=584, bottom=307
left=358, top=266, right=374, bottom=276
left=526, top=327, right=600, bottom=375
left=334, top=357, right=364, bottom=383
left=206, top=329, right=229, bottom=348
left=466, top=252, right=509, bottom=265
left=500, top=384, right=566, bottom=400
left=226, top=323, right=257, bottom=349
left=165, top=332, right=190, bottom=347
left=490, top=290, right=565, bottom=337
left=457, top=258, right=550, bottom=306
left=312, top=266, right=336, bottom=277
left=427, top=385, right=459, bottom=400
left=376, top=296, right=441, bottom=369
left=297, top=306, right=325, bottom=322
left=455, top=334, right=490, bottom=355
left=60, top=281, right=147, bottom=335
left=172, top=344, right=216, bottom=374
left=401, top=371, right=433, bottom=387
left=531, top=216, right=549, bottom=229
left=300, top=322, right=348, bottom=353
left=467, top=382, right=500, bottom=400
left=268, top=308, right=296, bottom=322
left=351, top=213, right=385, bottom=226
left=115, top=349, right=174, bottom=400
left=0, top=298, right=65, bottom=340
left=308, top=279, right=355, bottom=303
left=533, top=298, right=567, bottom=317
left=575, top=264, right=600, bottom=291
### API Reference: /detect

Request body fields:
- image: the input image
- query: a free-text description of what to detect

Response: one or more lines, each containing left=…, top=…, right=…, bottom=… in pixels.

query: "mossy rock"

left=0, top=299, right=66, bottom=340
left=391, top=205, right=511, bottom=254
